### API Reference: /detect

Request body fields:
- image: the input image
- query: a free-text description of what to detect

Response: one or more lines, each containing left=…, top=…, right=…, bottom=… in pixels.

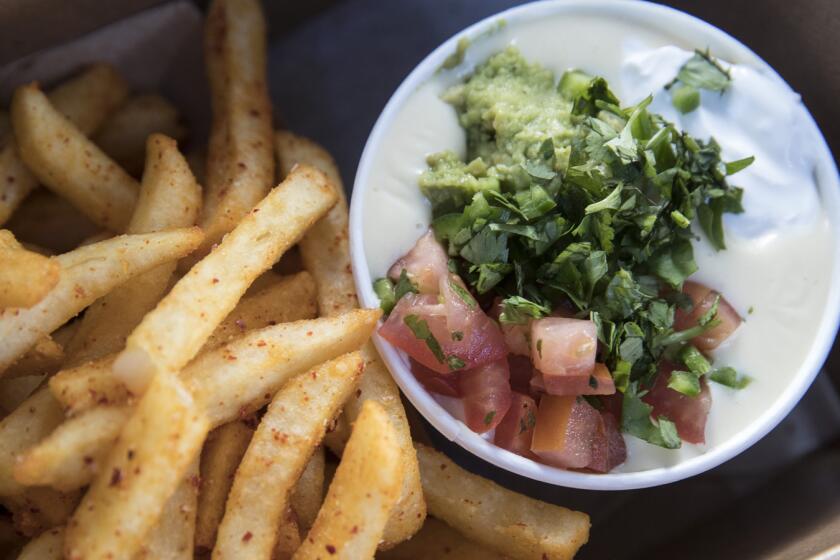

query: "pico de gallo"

left=373, top=48, right=752, bottom=472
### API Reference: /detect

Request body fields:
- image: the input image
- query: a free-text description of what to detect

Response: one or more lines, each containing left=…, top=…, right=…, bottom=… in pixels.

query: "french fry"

left=195, top=421, right=254, bottom=552
left=0, top=64, right=128, bottom=227
left=11, top=83, right=139, bottom=231
left=13, top=406, right=131, bottom=491
left=50, top=270, right=316, bottom=415
left=135, top=459, right=200, bottom=560
left=0, top=227, right=204, bottom=374
left=343, top=344, right=426, bottom=548
left=0, top=229, right=60, bottom=309
left=0, top=387, right=64, bottom=496
left=94, top=95, right=187, bottom=177
left=113, top=164, right=336, bottom=395
left=293, top=400, right=403, bottom=560
left=276, top=131, right=425, bottom=547
left=291, top=446, right=325, bottom=534
left=0, top=513, right=26, bottom=557
left=197, top=0, right=274, bottom=260
left=26, top=310, right=378, bottom=493
left=63, top=134, right=201, bottom=366
left=273, top=507, right=302, bottom=560
left=17, top=526, right=64, bottom=560
left=415, top=444, right=590, bottom=560
left=5, top=190, right=99, bottom=254
left=275, top=131, right=356, bottom=317
left=200, top=270, right=316, bottom=351
left=2, top=487, right=79, bottom=538
left=188, top=309, right=378, bottom=427
left=2, top=335, right=63, bottom=379
left=212, top=352, right=363, bottom=559
left=379, top=517, right=511, bottom=560
left=64, top=372, right=209, bottom=560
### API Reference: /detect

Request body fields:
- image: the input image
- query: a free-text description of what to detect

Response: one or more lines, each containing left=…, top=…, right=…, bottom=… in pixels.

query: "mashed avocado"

left=421, top=48, right=578, bottom=212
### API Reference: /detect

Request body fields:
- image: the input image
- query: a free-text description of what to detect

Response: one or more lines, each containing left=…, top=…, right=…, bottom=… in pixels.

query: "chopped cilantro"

left=709, top=367, right=752, bottom=389
left=622, top=382, right=681, bottom=449
left=667, top=370, right=702, bottom=397
left=404, top=314, right=445, bottom=363
left=446, top=355, right=466, bottom=370
left=483, top=410, right=497, bottom=425
left=448, top=278, right=477, bottom=309
left=373, top=270, right=418, bottom=315
left=451, top=331, right=464, bottom=341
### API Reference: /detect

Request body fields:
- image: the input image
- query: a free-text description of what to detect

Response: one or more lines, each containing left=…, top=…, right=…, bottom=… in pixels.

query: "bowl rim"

left=349, top=0, right=840, bottom=490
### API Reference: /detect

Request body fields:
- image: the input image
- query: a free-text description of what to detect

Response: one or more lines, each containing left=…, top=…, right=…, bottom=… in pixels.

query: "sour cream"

left=357, top=14, right=834, bottom=473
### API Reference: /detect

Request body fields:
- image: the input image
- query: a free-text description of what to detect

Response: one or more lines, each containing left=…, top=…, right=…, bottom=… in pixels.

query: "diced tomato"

left=490, top=299, right=532, bottom=356
left=494, top=392, right=538, bottom=458
left=541, top=362, right=616, bottom=396
left=530, top=317, right=597, bottom=392
left=598, top=392, right=624, bottom=420
left=388, top=230, right=449, bottom=294
left=643, top=362, right=712, bottom=444
left=409, top=359, right=459, bottom=397
left=508, top=355, right=534, bottom=395
left=674, top=281, right=742, bottom=351
left=379, top=281, right=507, bottom=374
left=458, top=360, right=512, bottom=434
left=586, top=412, right=627, bottom=473
left=530, top=395, right=601, bottom=469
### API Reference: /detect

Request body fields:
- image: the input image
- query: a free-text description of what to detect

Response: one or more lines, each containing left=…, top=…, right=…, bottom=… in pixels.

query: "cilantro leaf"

left=500, top=296, right=550, bottom=324
left=621, top=382, right=681, bottom=449
left=674, top=50, right=731, bottom=92
left=667, top=370, right=702, bottom=397
left=649, top=238, right=698, bottom=289
left=404, top=314, right=445, bottom=363
left=709, top=367, right=752, bottom=389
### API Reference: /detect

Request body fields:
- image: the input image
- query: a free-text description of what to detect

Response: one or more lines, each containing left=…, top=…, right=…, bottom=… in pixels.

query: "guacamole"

left=420, top=48, right=577, bottom=210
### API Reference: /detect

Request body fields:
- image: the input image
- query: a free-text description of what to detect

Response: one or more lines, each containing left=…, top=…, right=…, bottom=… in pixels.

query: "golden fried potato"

left=212, top=353, right=363, bottom=559
left=0, top=229, right=59, bottom=309
left=113, top=164, right=336, bottom=395
left=11, top=84, right=138, bottom=231
left=416, top=444, right=590, bottom=560
left=290, top=446, right=325, bottom=534
left=17, top=526, right=64, bottom=560
left=379, top=517, right=511, bottom=560
left=136, top=459, right=199, bottom=560
left=293, top=401, right=403, bottom=560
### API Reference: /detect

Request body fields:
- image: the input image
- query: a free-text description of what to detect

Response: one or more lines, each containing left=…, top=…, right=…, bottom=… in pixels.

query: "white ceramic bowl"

left=349, top=0, right=840, bottom=490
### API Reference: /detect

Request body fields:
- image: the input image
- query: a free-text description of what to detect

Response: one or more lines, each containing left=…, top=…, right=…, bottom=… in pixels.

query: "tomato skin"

left=586, top=411, right=627, bottom=473
left=674, top=281, right=742, bottom=351
left=459, top=359, right=512, bottom=434
left=379, top=282, right=507, bottom=374
left=643, top=361, right=712, bottom=444
left=409, top=359, right=459, bottom=397
left=494, top=392, right=538, bottom=458
left=388, top=230, right=449, bottom=294
left=531, top=395, right=601, bottom=469
left=540, top=362, right=616, bottom=396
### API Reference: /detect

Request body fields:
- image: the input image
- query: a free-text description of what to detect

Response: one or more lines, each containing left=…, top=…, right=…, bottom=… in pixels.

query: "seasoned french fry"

left=416, top=444, right=590, bottom=560
left=342, top=344, right=426, bottom=548
left=0, top=229, right=60, bottom=309
left=200, top=270, right=316, bottom=351
left=12, top=83, right=139, bottom=231
left=0, top=64, right=128, bottom=226
left=379, top=517, right=512, bottom=560
left=64, top=372, right=209, bottom=560
left=291, top=446, right=325, bottom=534
left=188, top=309, right=378, bottom=427
left=2, top=335, right=63, bottom=379
left=135, top=459, right=200, bottom=560
left=293, top=401, right=403, bottom=560
left=273, top=507, right=301, bottom=560
left=26, top=310, right=379, bottom=493
left=94, top=95, right=187, bottom=177
left=2, top=488, right=79, bottom=538
left=0, top=387, right=64, bottom=496
left=17, top=526, right=64, bottom=560
left=5, top=190, right=99, bottom=254
left=63, top=134, right=201, bottom=366
left=13, top=406, right=131, bottom=491
left=276, top=131, right=425, bottom=547
left=198, top=0, right=274, bottom=259
left=0, top=227, right=204, bottom=374
left=195, top=421, right=253, bottom=552
left=275, top=131, right=355, bottom=317
left=114, top=164, right=336, bottom=395
left=212, top=353, right=363, bottom=559
left=50, top=270, right=316, bottom=415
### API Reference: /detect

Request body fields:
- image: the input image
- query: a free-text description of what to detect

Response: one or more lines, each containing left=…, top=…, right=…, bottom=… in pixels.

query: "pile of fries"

left=0, top=0, right=590, bottom=558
